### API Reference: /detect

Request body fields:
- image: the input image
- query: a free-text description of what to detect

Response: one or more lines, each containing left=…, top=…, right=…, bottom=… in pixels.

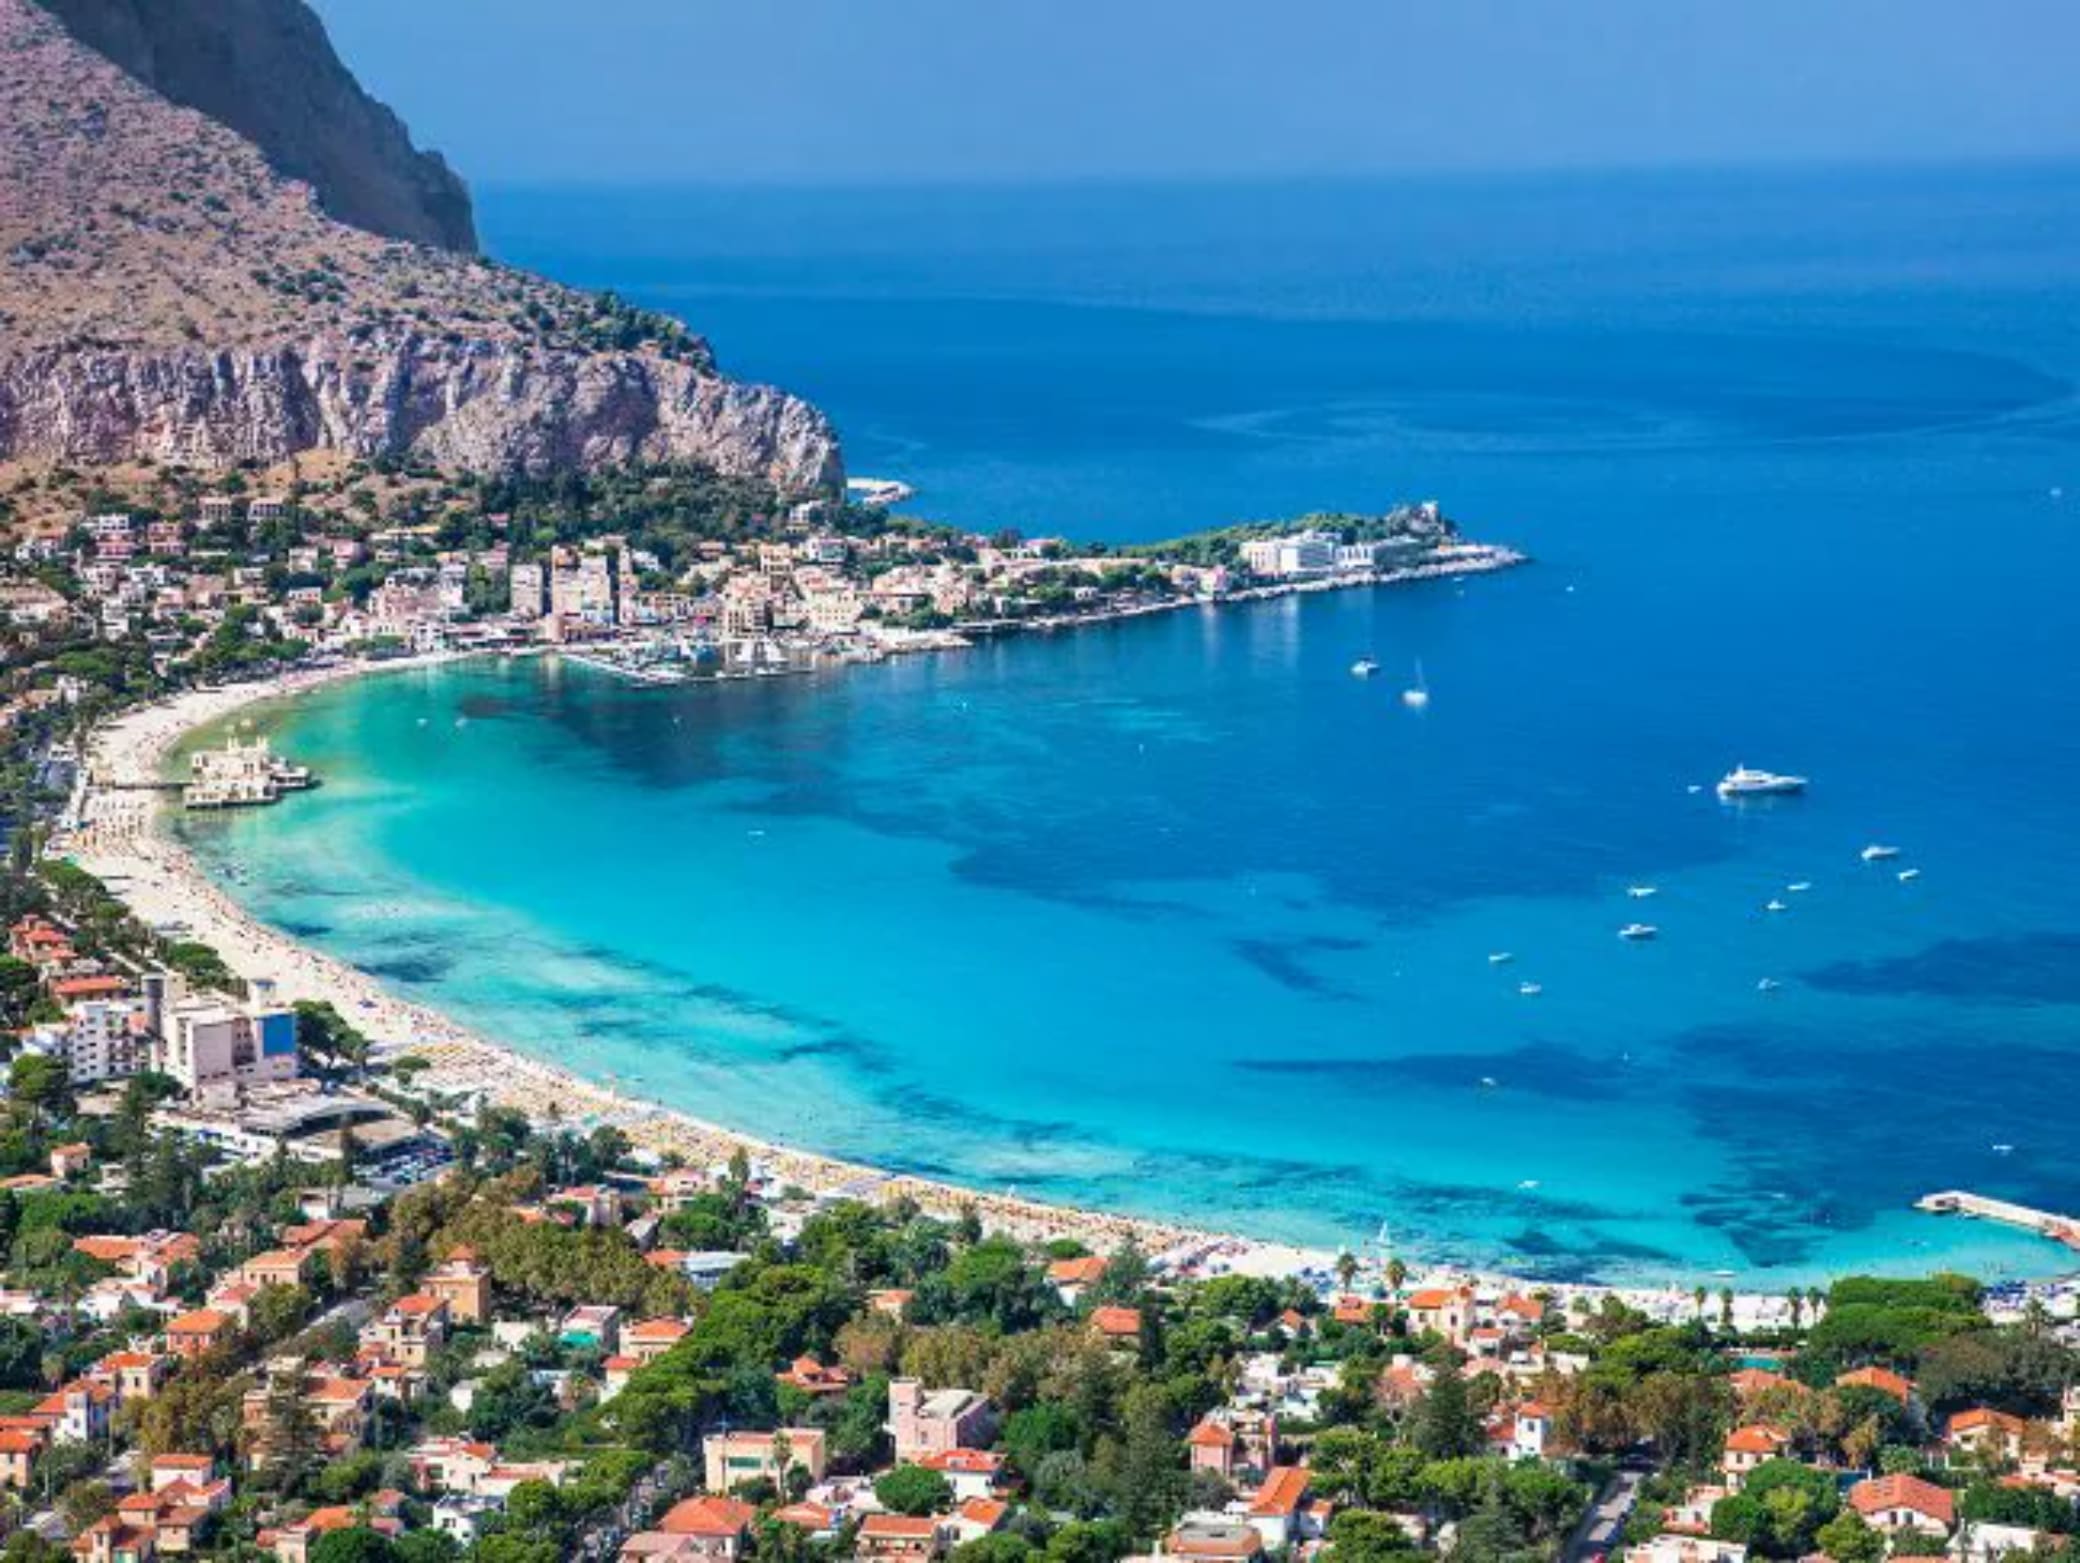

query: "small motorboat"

left=1786, top=881, right=1812, bottom=893
left=1402, top=661, right=1430, bottom=710
left=1627, top=885, right=1658, bottom=899
left=1898, top=867, right=1922, bottom=883
left=1764, top=899, right=1788, bottom=913
left=1487, top=952, right=1514, bottom=965
left=1518, top=981, right=1543, bottom=997
left=1757, top=978, right=1781, bottom=993
left=1351, top=658, right=1379, bottom=678
left=1861, top=843, right=1901, bottom=862
left=1618, top=923, right=1658, bottom=941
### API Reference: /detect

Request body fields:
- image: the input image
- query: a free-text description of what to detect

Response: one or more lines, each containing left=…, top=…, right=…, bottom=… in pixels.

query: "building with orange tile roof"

left=857, top=1514, right=946, bottom=1563
left=656, top=1495, right=757, bottom=1560
left=1721, top=1425, right=1788, bottom=1489
left=1946, top=1406, right=2030, bottom=1461
left=165, top=1309, right=231, bottom=1361
left=1090, top=1304, right=1142, bottom=1345
left=624, top=1317, right=690, bottom=1364
left=1045, top=1255, right=1109, bottom=1304
left=0, top=1426, right=40, bottom=1489
left=1848, top=1473, right=1956, bottom=1532
left=777, top=1354, right=853, bottom=1398
left=1838, top=1366, right=1916, bottom=1403
left=1247, top=1466, right=1312, bottom=1548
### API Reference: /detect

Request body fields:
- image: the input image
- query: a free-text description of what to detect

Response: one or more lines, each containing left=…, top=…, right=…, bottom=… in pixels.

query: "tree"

left=875, top=1463, right=953, bottom=1517
left=1413, top=1360, right=1483, bottom=1459
left=1336, top=1252, right=1359, bottom=1293
left=6, top=1054, right=68, bottom=1120
left=308, top=1531, right=402, bottom=1563
left=1044, top=1520, right=1130, bottom=1563
left=953, top=1538, right=1036, bottom=1563
left=1328, top=1510, right=1420, bottom=1563
left=56, top=1480, right=114, bottom=1536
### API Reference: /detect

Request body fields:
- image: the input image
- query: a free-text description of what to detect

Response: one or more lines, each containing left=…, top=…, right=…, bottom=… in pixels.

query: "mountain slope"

left=0, top=0, right=841, bottom=491
left=33, top=0, right=476, bottom=251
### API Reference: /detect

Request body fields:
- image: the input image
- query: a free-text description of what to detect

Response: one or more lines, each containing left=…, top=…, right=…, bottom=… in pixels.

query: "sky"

left=312, top=0, right=2080, bottom=187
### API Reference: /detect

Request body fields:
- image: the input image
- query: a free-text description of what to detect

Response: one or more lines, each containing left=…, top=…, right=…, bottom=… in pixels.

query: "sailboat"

left=1401, top=661, right=1431, bottom=710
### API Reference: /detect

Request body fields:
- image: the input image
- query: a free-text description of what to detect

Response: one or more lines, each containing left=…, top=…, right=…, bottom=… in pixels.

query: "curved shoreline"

left=54, top=655, right=1317, bottom=1274
left=50, top=656, right=2078, bottom=1309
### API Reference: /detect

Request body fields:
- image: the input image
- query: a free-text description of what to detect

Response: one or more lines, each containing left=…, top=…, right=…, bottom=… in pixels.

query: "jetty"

left=183, top=736, right=317, bottom=810
left=1915, top=1190, right=2080, bottom=1251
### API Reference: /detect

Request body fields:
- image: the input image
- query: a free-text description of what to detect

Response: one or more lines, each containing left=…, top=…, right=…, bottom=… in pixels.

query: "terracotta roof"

left=1724, top=1425, right=1786, bottom=1455
left=1838, top=1366, right=1914, bottom=1401
left=1947, top=1407, right=2028, bottom=1439
left=959, top=1497, right=1009, bottom=1529
left=1848, top=1474, right=1955, bottom=1527
left=1188, top=1418, right=1237, bottom=1448
left=1408, top=1288, right=1460, bottom=1310
left=1249, top=1466, right=1310, bottom=1518
left=921, top=1447, right=1002, bottom=1474
left=659, top=1496, right=757, bottom=1537
left=1090, top=1305, right=1142, bottom=1337
left=1730, top=1368, right=1790, bottom=1397
left=626, top=1317, right=689, bottom=1342
left=1046, top=1256, right=1109, bottom=1285
left=861, top=1515, right=940, bottom=1540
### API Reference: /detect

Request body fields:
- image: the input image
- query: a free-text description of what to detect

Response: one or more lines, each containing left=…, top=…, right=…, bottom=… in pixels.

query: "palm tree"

left=1694, top=1285, right=1708, bottom=1320
left=1335, top=1251, right=1359, bottom=1294
left=1788, top=1290, right=1805, bottom=1329
left=1386, top=1257, right=1408, bottom=1295
left=1719, top=1287, right=1735, bottom=1332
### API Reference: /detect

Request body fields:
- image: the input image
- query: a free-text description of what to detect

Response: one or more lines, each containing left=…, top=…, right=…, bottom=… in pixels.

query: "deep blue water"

left=181, top=166, right=2080, bottom=1283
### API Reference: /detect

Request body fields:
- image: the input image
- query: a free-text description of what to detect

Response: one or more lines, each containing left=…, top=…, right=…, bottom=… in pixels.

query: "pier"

left=1916, top=1190, right=2080, bottom=1251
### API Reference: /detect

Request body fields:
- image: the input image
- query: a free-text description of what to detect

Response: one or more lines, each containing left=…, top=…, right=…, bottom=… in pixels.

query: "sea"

left=175, top=164, right=2080, bottom=1286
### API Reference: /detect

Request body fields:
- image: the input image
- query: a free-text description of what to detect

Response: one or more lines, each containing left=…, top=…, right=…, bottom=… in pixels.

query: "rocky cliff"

left=0, top=0, right=842, bottom=492
left=34, top=0, right=476, bottom=251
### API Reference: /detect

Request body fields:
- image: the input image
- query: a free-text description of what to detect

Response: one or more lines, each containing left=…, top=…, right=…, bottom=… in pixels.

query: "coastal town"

left=0, top=895, right=2071, bottom=1563
left=0, top=461, right=1514, bottom=703
left=0, top=470, right=2066, bottom=1563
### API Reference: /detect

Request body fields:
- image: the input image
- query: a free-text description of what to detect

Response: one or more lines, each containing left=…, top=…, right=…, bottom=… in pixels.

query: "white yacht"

left=1765, top=898, right=1789, bottom=913
left=1786, top=881, right=1812, bottom=893
left=1860, top=843, right=1901, bottom=862
left=1627, top=885, right=1658, bottom=899
left=1518, top=981, right=1543, bottom=997
left=1716, top=765, right=1808, bottom=799
left=1898, top=867, right=1922, bottom=883
left=1351, top=658, right=1379, bottom=678
left=1757, top=977, right=1782, bottom=993
left=1487, top=952, right=1514, bottom=965
left=1402, top=661, right=1430, bottom=709
left=1618, top=923, right=1658, bottom=941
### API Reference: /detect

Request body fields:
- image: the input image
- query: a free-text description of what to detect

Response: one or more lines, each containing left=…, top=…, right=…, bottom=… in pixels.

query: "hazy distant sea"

left=180, top=165, right=2080, bottom=1283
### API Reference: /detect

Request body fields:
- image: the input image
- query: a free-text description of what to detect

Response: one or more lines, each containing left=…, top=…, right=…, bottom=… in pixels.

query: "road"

left=1567, top=1465, right=1645, bottom=1563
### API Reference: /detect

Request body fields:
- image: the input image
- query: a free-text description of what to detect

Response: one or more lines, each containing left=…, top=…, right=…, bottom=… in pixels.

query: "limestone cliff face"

left=33, top=0, right=476, bottom=251
left=0, top=0, right=843, bottom=492
left=0, top=335, right=844, bottom=489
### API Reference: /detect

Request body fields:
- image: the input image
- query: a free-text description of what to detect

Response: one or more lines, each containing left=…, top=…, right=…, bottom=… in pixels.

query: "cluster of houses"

left=1630, top=1368, right=2080, bottom=1563
left=0, top=487, right=1478, bottom=681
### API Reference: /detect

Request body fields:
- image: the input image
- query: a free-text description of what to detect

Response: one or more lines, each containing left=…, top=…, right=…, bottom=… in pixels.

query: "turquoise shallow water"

left=181, top=166, right=2080, bottom=1285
